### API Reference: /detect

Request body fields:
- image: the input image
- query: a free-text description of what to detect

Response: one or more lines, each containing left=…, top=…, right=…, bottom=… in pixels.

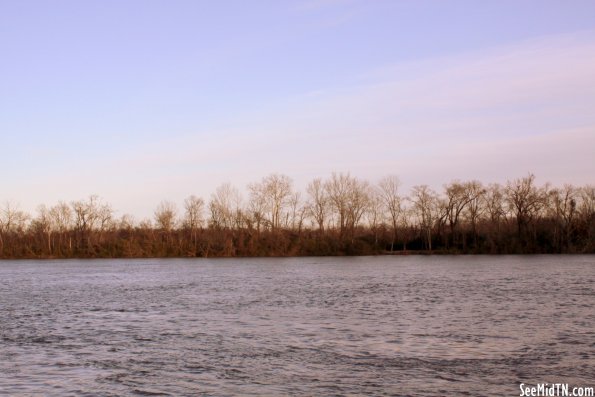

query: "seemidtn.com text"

left=520, top=383, right=594, bottom=397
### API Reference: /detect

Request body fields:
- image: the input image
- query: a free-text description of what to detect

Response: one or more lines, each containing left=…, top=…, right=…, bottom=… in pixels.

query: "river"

left=0, top=256, right=593, bottom=396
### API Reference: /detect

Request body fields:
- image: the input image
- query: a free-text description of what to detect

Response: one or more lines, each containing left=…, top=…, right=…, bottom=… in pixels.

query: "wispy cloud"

left=10, top=31, right=595, bottom=217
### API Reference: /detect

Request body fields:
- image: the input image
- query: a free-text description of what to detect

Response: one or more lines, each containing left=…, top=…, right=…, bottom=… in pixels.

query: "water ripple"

left=0, top=255, right=593, bottom=396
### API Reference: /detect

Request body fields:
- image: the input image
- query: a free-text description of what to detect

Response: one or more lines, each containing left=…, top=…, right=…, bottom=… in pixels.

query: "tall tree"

left=410, top=185, right=439, bottom=251
left=184, top=195, right=204, bottom=253
left=50, top=201, right=73, bottom=254
left=249, top=174, right=293, bottom=231
left=0, top=202, right=29, bottom=256
left=325, top=172, right=354, bottom=237
left=505, top=174, right=546, bottom=249
left=154, top=201, right=178, bottom=232
left=306, top=178, right=328, bottom=233
left=464, top=181, right=486, bottom=249
left=209, top=183, right=242, bottom=229
left=345, top=177, right=370, bottom=241
left=71, top=195, right=110, bottom=252
left=378, top=175, right=402, bottom=251
left=547, top=184, right=577, bottom=252
left=443, top=181, right=472, bottom=248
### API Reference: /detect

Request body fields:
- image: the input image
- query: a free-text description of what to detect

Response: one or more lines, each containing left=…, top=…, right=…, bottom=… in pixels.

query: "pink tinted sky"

left=1, top=1, right=594, bottom=218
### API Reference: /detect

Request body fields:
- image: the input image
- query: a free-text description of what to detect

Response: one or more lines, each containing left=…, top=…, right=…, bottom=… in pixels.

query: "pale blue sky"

left=1, top=0, right=595, bottom=218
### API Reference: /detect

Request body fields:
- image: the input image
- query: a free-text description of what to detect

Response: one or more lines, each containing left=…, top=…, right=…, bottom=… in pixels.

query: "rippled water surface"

left=1, top=256, right=593, bottom=396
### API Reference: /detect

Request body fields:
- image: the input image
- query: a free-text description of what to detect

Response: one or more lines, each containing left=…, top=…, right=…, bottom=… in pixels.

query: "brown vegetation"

left=0, top=173, right=593, bottom=258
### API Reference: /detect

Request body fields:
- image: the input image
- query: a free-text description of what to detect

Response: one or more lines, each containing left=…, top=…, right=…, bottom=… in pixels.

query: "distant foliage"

left=0, top=173, right=593, bottom=258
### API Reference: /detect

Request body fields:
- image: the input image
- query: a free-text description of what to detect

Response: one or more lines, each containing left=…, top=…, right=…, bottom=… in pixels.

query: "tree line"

left=0, top=173, right=593, bottom=258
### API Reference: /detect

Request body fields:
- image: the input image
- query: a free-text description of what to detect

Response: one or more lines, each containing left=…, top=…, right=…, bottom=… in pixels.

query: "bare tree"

left=246, top=186, right=267, bottom=232
left=71, top=195, right=112, bottom=251
left=154, top=200, right=178, bottom=232
left=98, top=204, right=113, bottom=231
left=118, top=214, right=136, bottom=230
left=443, top=181, right=473, bottom=248
left=399, top=205, right=415, bottom=251
left=482, top=184, right=505, bottom=252
left=34, top=204, right=54, bottom=254
left=323, top=173, right=370, bottom=240
left=184, top=195, right=204, bottom=251
left=0, top=202, right=29, bottom=234
left=184, top=195, right=205, bottom=230
left=50, top=201, right=73, bottom=253
left=579, top=185, right=595, bottom=217
left=287, top=192, right=306, bottom=232
left=139, top=218, right=153, bottom=230
left=378, top=175, right=401, bottom=251
left=547, top=184, right=577, bottom=251
left=345, top=178, right=370, bottom=240
left=0, top=202, right=29, bottom=255
left=306, top=178, right=328, bottom=232
left=464, top=181, right=486, bottom=249
left=325, top=172, right=354, bottom=236
left=72, top=195, right=99, bottom=234
left=96, top=202, right=114, bottom=244
left=484, top=184, right=505, bottom=224
left=365, top=187, right=383, bottom=247
left=248, top=173, right=293, bottom=231
left=577, top=185, right=594, bottom=250
left=209, top=183, right=242, bottom=229
left=578, top=185, right=595, bottom=220
left=0, top=171, right=593, bottom=258
left=505, top=174, right=546, bottom=247
left=50, top=202, right=73, bottom=231
left=410, top=185, right=439, bottom=251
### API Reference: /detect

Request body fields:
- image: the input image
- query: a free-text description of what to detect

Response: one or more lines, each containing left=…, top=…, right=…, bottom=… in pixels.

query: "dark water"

left=0, top=256, right=593, bottom=396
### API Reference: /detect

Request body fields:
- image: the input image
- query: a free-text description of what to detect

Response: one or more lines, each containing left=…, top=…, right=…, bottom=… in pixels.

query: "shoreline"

left=1, top=251, right=592, bottom=261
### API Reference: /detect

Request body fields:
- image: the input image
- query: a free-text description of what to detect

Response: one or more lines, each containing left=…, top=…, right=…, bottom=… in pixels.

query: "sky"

left=1, top=0, right=594, bottom=219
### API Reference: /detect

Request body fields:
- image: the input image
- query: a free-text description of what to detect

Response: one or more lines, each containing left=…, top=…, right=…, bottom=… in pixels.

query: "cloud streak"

left=8, top=31, right=595, bottom=218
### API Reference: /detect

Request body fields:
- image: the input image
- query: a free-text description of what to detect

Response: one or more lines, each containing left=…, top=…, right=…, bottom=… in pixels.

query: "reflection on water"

left=0, top=256, right=593, bottom=396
